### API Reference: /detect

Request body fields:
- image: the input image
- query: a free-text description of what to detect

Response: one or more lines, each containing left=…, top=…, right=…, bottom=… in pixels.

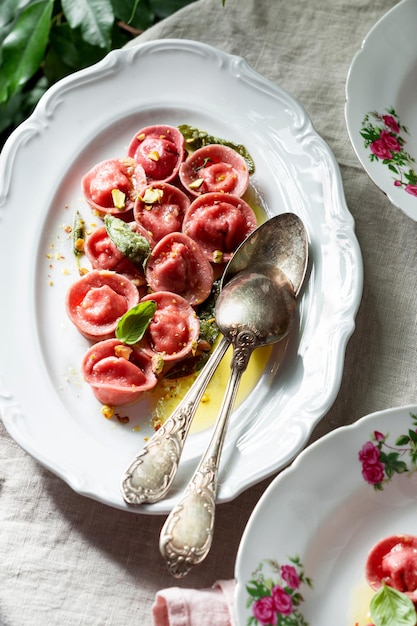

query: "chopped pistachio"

left=114, top=345, right=133, bottom=360
left=101, top=405, right=115, bottom=419
left=212, top=250, right=224, bottom=263
left=141, top=187, right=164, bottom=204
left=111, top=189, right=126, bottom=210
left=148, top=150, right=160, bottom=162
left=152, top=354, right=164, bottom=375
left=188, top=178, right=204, bottom=189
left=121, top=157, right=136, bottom=169
left=74, top=237, right=84, bottom=253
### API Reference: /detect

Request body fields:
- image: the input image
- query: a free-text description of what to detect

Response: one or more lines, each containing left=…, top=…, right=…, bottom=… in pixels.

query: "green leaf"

left=0, top=0, right=32, bottom=34
left=360, top=129, right=378, bottom=142
left=0, top=0, right=53, bottom=103
left=43, top=42, right=73, bottom=85
left=104, top=215, right=151, bottom=268
left=0, top=74, right=48, bottom=140
left=44, top=22, right=105, bottom=82
left=396, top=434, right=411, bottom=446
left=246, top=580, right=270, bottom=600
left=388, top=164, right=399, bottom=174
left=0, top=93, right=23, bottom=134
left=405, top=169, right=417, bottom=185
left=370, top=584, right=417, bottom=626
left=49, top=22, right=85, bottom=70
left=61, top=0, right=114, bottom=49
left=115, top=301, right=156, bottom=345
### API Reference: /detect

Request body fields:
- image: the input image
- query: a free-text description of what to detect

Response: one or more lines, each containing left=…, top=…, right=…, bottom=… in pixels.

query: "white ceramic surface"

left=0, top=39, right=362, bottom=514
left=235, top=404, right=417, bottom=625
left=346, top=0, right=417, bottom=221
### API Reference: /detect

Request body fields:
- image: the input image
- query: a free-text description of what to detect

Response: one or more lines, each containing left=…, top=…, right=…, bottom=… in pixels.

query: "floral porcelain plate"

left=345, top=0, right=417, bottom=221
left=0, top=40, right=362, bottom=514
left=235, top=404, right=417, bottom=625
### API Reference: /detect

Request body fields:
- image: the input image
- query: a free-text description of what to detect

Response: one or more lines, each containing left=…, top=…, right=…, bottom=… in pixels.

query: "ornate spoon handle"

left=121, top=336, right=230, bottom=505
left=159, top=345, right=248, bottom=577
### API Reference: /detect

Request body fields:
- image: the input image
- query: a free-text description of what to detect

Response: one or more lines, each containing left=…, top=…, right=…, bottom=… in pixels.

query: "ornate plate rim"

left=0, top=39, right=362, bottom=514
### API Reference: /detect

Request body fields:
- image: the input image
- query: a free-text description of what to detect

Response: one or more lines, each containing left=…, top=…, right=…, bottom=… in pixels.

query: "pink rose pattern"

left=360, top=108, right=417, bottom=195
left=246, top=557, right=312, bottom=625
left=359, top=412, right=417, bottom=490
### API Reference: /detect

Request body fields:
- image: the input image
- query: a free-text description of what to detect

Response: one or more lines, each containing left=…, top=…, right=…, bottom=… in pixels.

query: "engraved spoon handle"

left=159, top=357, right=245, bottom=578
left=121, top=336, right=230, bottom=505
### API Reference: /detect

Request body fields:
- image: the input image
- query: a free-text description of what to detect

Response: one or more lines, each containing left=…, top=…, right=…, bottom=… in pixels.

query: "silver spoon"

left=159, top=262, right=304, bottom=577
left=121, top=213, right=308, bottom=505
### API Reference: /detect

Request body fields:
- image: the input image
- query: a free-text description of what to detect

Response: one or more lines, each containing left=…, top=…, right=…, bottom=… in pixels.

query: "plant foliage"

left=0, top=0, right=197, bottom=148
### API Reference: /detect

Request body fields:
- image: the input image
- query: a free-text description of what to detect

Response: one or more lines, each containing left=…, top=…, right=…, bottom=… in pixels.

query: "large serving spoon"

left=159, top=258, right=306, bottom=577
left=121, top=213, right=308, bottom=506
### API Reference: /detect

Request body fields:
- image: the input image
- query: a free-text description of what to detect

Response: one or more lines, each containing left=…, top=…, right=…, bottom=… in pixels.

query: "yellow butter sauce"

left=149, top=194, right=268, bottom=434
left=150, top=344, right=272, bottom=434
left=349, top=580, right=374, bottom=626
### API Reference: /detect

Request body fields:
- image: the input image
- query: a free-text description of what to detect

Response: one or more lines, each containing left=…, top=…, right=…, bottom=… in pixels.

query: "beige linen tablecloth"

left=1, top=0, right=416, bottom=624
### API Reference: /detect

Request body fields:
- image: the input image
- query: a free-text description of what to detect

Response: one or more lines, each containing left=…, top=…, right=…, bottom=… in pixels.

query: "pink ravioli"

left=139, top=291, right=200, bottom=364
left=127, top=124, right=184, bottom=184
left=179, top=143, right=249, bottom=197
left=182, top=192, right=257, bottom=264
left=366, top=534, right=417, bottom=604
left=66, top=270, right=139, bottom=340
left=82, top=338, right=158, bottom=406
left=145, top=232, right=214, bottom=306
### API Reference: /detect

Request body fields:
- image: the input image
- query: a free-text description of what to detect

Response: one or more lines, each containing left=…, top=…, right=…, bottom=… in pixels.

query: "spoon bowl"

left=121, top=213, right=308, bottom=507
left=221, top=212, right=308, bottom=295
left=216, top=265, right=296, bottom=345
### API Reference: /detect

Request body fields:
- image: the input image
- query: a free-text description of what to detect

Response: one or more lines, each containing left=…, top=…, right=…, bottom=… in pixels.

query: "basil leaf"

left=178, top=123, right=255, bottom=174
left=104, top=215, right=151, bottom=269
left=115, top=301, right=156, bottom=345
left=370, top=584, right=417, bottom=626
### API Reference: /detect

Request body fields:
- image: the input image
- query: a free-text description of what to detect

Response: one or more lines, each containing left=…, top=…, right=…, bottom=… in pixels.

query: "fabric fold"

left=152, top=579, right=236, bottom=626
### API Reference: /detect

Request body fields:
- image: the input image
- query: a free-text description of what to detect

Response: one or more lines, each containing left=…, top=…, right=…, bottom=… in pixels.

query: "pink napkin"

left=152, top=579, right=236, bottom=626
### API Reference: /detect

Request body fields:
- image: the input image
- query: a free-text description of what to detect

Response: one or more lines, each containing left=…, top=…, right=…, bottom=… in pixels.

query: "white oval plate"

left=0, top=40, right=362, bottom=514
left=346, top=0, right=417, bottom=221
left=235, top=404, right=417, bottom=625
